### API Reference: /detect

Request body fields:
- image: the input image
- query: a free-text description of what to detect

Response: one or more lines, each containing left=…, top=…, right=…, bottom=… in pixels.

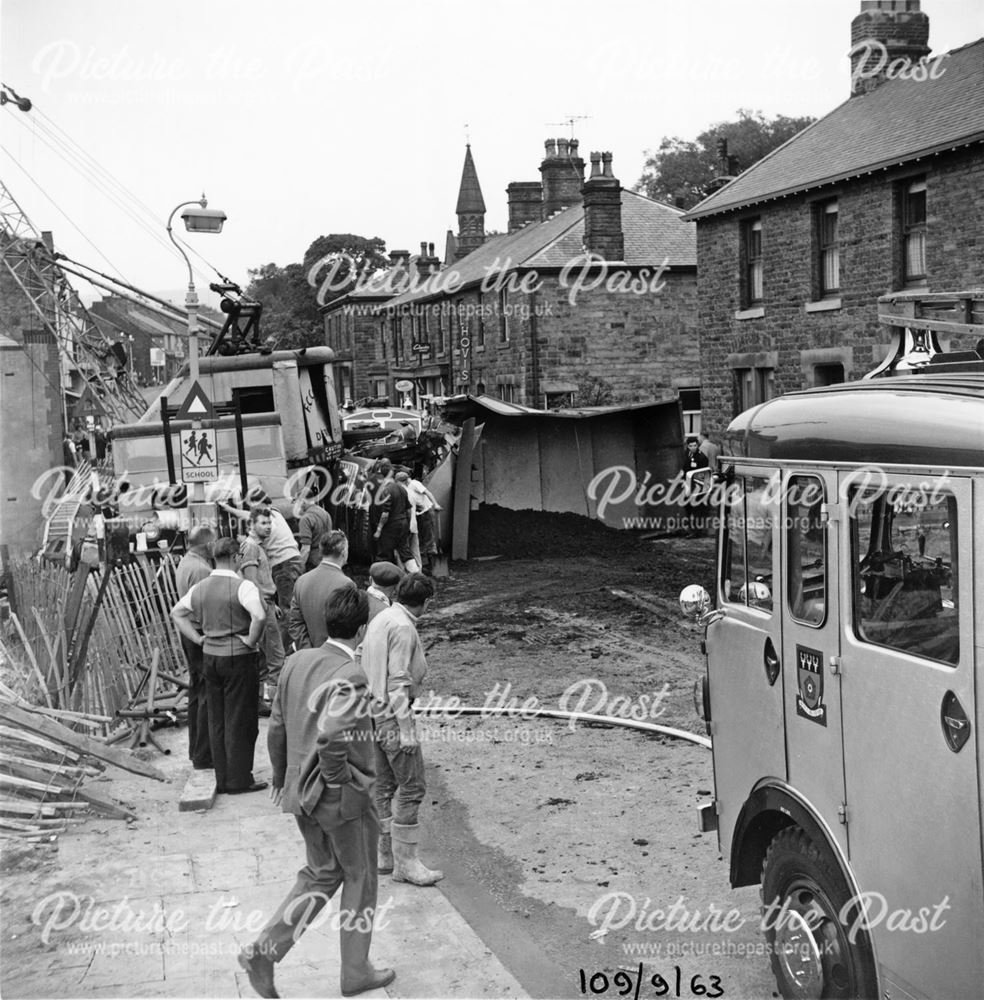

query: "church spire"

left=455, top=144, right=486, bottom=260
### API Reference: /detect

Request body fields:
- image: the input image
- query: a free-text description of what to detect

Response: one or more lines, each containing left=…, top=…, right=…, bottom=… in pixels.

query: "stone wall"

left=696, top=145, right=984, bottom=435
left=0, top=241, right=65, bottom=551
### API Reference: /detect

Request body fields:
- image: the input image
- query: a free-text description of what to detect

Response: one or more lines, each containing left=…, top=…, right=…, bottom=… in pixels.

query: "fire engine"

left=681, top=291, right=984, bottom=1000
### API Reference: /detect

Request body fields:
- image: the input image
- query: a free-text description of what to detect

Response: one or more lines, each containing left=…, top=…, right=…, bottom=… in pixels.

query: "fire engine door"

left=708, top=467, right=785, bottom=854
left=838, top=473, right=981, bottom=998
left=780, top=469, right=847, bottom=855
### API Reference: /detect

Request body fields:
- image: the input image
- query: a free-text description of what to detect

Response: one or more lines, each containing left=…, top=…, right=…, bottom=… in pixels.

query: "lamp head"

left=181, top=206, right=226, bottom=233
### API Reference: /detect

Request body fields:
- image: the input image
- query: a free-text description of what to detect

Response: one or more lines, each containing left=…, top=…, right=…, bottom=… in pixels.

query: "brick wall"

left=440, top=269, right=700, bottom=406
left=0, top=241, right=65, bottom=552
left=697, top=145, right=984, bottom=436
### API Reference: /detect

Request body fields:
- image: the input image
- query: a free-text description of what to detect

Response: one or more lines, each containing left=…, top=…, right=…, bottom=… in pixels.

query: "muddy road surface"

left=416, top=515, right=780, bottom=1000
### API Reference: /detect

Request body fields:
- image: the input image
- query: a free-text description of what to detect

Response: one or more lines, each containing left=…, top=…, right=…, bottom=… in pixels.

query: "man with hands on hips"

left=171, top=537, right=267, bottom=795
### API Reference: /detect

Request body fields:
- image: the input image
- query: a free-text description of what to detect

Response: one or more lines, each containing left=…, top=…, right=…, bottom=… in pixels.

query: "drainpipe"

left=529, top=282, right=540, bottom=407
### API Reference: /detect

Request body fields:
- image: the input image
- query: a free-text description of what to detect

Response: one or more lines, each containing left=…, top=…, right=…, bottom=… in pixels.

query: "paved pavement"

left=2, top=721, right=527, bottom=999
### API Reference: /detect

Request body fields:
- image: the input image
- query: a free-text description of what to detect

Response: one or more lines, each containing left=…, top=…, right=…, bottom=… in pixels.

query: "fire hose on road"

left=412, top=704, right=711, bottom=749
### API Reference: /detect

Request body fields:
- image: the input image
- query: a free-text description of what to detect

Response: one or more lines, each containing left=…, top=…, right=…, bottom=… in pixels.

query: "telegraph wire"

left=2, top=105, right=217, bottom=288
left=0, top=141, right=130, bottom=281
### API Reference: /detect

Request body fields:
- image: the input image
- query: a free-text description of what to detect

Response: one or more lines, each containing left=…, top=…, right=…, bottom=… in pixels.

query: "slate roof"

left=89, top=297, right=190, bottom=340
left=455, top=145, right=486, bottom=214
left=526, top=191, right=696, bottom=268
left=386, top=190, right=696, bottom=309
left=686, top=37, right=984, bottom=220
left=344, top=262, right=414, bottom=300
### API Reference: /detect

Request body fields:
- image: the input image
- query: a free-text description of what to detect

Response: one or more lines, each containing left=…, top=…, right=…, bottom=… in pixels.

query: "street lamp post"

left=165, top=195, right=227, bottom=383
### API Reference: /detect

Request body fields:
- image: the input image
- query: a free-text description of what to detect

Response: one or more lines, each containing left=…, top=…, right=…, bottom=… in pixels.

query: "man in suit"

left=239, top=588, right=395, bottom=999
left=287, top=529, right=356, bottom=649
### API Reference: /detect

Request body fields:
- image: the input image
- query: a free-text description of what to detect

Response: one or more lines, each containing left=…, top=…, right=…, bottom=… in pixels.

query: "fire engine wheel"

left=761, top=828, right=877, bottom=1000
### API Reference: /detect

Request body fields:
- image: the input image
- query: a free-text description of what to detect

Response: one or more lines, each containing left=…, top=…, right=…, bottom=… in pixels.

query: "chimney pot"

left=570, top=139, right=579, bottom=156
left=420, top=241, right=427, bottom=257
left=602, top=152, right=614, bottom=178
left=589, top=152, right=602, bottom=179
left=428, top=242, right=435, bottom=256
left=557, top=138, right=570, bottom=157
left=544, top=139, right=557, bottom=158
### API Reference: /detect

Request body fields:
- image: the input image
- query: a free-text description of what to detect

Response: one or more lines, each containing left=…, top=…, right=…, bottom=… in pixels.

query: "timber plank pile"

left=0, top=694, right=168, bottom=842
left=0, top=550, right=186, bottom=841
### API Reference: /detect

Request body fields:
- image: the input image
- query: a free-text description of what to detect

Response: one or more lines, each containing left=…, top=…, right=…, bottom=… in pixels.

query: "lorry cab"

left=108, top=346, right=342, bottom=526
left=684, top=293, right=984, bottom=1000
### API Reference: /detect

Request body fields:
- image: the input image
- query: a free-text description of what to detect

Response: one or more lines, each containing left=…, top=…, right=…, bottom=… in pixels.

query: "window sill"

left=734, top=307, right=765, bottom=321
left=805, top=298, right=842, bottom=313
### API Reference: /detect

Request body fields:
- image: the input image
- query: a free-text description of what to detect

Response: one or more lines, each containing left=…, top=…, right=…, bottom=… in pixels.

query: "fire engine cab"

left=682, top=291, right=984, bottom=1000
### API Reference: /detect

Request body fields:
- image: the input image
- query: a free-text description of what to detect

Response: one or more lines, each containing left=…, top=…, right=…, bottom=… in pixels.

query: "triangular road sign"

left=174, top=380, right=215, bottom=421
left=77, top=382, right=104, bottom=417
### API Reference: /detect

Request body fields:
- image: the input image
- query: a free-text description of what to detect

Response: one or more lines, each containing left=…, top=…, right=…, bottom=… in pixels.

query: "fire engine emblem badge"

left=796, top=644, right=827, bottom=726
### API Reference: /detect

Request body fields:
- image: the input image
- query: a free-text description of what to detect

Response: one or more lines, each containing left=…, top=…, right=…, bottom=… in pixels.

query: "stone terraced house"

left=324, top=139, right=701, bottom=419
left=685, top=0, right=984, bottom=435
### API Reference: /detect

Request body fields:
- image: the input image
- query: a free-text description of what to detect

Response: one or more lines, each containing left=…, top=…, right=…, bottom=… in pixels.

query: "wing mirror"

left=679, top=584, right=726, bottom=626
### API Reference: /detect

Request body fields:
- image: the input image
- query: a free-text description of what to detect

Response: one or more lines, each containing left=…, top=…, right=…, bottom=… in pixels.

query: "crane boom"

left=0, top=179, right=147, bottom=423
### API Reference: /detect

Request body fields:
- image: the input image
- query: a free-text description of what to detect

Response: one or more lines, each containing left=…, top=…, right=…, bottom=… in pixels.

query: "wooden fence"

left=5, top=554, right=186, bottom=722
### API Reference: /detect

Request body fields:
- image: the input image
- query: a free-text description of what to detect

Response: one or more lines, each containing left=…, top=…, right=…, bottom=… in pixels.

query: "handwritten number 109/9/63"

left=578, top=965, right=724, bottom=998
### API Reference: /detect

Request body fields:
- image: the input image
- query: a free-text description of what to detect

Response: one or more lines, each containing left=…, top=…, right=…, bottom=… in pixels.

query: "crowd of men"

left=170, top=475, right=444, bottom=998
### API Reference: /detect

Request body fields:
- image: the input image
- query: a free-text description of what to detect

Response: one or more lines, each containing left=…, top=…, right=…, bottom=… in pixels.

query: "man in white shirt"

left=395, top=471, right=441, bottom=574
left=361, top=572, right=442, bottom=885
left=174, top=525, right=215, bottom=769
left=171, top=537, right=267, bottom=794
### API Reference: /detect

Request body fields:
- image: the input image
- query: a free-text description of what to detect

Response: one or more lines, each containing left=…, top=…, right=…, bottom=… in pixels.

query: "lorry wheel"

left=761, top=827, right=877, bottom=1000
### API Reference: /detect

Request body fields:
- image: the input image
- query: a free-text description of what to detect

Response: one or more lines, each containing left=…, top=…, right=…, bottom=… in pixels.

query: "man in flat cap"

left=366, top=562, right=403, bottom=623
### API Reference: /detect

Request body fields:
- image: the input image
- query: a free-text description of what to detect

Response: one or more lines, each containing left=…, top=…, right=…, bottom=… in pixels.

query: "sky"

left=2, top=0, right=982, bottom=308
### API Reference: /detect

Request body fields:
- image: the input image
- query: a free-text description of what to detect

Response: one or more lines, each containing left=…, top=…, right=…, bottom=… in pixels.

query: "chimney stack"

left=850, top=0, right=930, bottom=96
left=581, top=151, right=624, bottom=261
left=506, top=181, right=543, bottom=231
left=415, top=241, right=441, bottom=277
left=540, top=136, right=585, bottom=217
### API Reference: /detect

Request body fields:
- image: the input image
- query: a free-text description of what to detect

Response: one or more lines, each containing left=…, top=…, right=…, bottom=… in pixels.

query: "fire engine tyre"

left=761, top=828, right=877, bottom=1000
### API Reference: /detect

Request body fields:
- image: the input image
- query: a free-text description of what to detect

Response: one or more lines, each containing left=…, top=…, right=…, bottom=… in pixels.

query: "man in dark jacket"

left=238, top=589, right=394, bottom=999
left=287, top=529, right=356, bottom=649
left=371, top=460, right=418, bottom=572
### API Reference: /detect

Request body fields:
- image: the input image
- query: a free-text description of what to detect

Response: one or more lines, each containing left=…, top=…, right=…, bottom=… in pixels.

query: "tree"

left=245, top=234, right=389, bottom=350
left=574, top=373, right=615, bottom=408
left=302, top=234, right=389, bottom=298
left=635, top=109, right=817, bottom=210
